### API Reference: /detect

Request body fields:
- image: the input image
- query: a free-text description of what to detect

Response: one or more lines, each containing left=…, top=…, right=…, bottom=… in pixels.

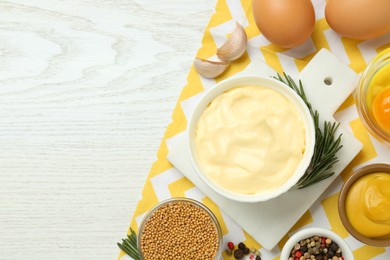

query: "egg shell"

left=325, top=0, right=390, bottom=40
left=252, top=0, right=315, bottom=48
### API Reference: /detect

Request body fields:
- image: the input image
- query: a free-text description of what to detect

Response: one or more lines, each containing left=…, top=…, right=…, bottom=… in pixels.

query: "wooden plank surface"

left=0, top=1, right=215, bottom=259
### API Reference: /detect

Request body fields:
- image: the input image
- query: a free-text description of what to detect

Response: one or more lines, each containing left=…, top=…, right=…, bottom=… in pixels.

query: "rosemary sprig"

left=117, top=228, right=140, bottom=260
left=274, top=73, right=343, bottom=189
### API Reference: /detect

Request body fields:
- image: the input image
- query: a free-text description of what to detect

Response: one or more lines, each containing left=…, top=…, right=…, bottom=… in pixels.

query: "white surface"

left=0, top=1, right=215, bottom=259
left=167, top=49, right=363, bottom=250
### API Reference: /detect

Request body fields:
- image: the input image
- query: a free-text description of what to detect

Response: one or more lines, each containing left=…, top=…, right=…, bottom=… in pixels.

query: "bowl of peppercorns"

left=280, top=227, right=354, bottom=260
left=137, top=197, right=223, bottom=260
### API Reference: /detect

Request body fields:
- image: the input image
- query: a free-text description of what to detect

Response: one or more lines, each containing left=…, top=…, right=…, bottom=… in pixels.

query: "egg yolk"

left=372, top=88, right=390, bottom=132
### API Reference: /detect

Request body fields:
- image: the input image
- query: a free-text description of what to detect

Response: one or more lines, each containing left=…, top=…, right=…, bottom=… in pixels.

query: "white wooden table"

left=0, top=1, right=215, bottom=259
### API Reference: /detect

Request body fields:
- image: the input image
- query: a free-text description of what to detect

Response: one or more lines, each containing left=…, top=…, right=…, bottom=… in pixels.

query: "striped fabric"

left=119, top=1, right=390, bottom=259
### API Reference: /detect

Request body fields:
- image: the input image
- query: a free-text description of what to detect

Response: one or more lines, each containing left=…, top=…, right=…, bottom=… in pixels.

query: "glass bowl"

left=137, top=198, right=223, bottom=260
left=356, top=48, right=390, bottom=145
left=338, top=163, right=390, bottom=247
left=280, top=227, right=354, bottom=260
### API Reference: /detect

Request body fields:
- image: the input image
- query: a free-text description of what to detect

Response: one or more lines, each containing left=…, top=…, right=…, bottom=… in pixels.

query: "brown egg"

left=325, top=0, right=390, bottom=40
left=252, top=0, right=315, bottom=48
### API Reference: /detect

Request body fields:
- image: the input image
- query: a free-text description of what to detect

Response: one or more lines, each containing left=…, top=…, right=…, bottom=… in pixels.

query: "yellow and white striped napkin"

left=119, top=1, right=390, bottom=259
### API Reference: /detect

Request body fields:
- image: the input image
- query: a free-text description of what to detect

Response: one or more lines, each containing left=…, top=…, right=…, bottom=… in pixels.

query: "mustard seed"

left=140, top=201, right=219, bottom=260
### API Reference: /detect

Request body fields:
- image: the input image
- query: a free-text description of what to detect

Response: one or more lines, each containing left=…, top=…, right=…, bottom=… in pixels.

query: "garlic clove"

left=217, top=22, right=247, bottom=62
left=193, top=58, right=229, bottom=78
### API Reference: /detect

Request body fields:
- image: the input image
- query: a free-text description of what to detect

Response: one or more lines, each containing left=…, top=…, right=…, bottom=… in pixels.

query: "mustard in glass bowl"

left=356, top=48, right=390, bottom=145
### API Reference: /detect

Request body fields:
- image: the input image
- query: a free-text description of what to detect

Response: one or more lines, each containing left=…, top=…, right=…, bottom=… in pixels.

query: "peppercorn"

left=225, top=249, right=232, bottom=256
left=228, top=241, right=235, bottom=250
left=255, top=256, right=261, bottom=260
left=289, top=236, right=343, bottom=260
left=330, top=242, right=338, bottom=251
left=243, top=247, right=250, bottom=255
left=234, top=249, right=244, bottom=259
left=238, top=242, right=246, bottom=250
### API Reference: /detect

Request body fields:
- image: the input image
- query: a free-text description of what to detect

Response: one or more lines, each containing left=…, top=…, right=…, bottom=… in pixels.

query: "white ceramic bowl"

left=187, top=75, right=315, bottom=202
left=280, top=227, right=354, bottom=260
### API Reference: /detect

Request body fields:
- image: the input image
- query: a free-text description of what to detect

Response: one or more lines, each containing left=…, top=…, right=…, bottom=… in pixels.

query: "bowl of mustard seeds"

left=137, top=197, right=222, bottom=260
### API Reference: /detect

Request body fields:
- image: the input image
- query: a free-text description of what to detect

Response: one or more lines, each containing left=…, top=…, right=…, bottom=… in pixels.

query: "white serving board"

left=167, top=49, right=362, bottom=250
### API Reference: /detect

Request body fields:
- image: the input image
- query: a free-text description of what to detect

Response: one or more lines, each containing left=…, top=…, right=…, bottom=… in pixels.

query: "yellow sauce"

left=367, top=56, right=390, bottom=133
left=346, top=172, right=390, bottom=238
left=195, top=85, right=306, bottom=194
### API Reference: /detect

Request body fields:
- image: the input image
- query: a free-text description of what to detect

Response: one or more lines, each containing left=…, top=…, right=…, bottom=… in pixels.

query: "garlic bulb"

left=217, top=22, right=247, bottom=62
left=193, top=58, right=229, bottom=78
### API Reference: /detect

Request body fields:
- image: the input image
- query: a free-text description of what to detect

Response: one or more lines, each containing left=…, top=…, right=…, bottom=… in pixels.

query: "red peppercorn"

left=227, top=242, right=234, bottom=250
left=295, top=251, right=302, bottom=258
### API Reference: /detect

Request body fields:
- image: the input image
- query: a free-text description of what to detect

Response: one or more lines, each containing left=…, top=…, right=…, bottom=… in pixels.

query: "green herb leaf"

left=274, top=73, right=343, bottom=189
left=118, top=228, right=141, bottom=260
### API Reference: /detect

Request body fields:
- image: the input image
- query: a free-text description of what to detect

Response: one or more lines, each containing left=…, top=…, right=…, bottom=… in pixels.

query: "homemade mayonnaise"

left=346, top=173, right=390, bottom=238
left=195, top=85, right=306, bottom=194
